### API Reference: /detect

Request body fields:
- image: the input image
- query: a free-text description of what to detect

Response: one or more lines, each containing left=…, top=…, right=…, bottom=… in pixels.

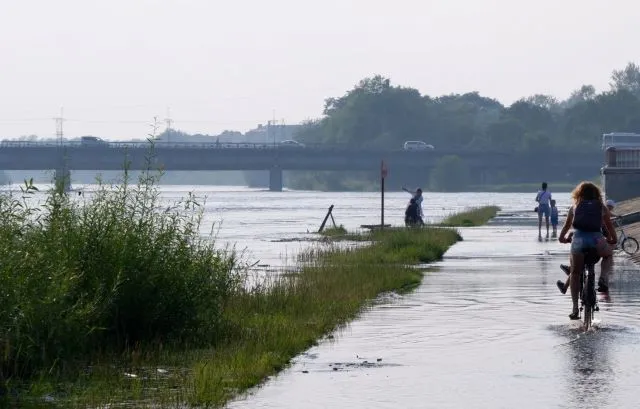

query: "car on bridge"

left=403, top=141, right=435, bottom=151
left=80, top=136, right=108, bottom=146
left=279, top=140, right=305, bottom=148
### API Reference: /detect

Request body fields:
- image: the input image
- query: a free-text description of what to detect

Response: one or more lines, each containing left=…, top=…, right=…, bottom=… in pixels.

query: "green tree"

left=610, top=62, right=640, bottom=98
left=429, top=155, right=470, bottom=192
left=563, top=85, right=596, bottom=108
left=525, top=94, right=560, bottom=111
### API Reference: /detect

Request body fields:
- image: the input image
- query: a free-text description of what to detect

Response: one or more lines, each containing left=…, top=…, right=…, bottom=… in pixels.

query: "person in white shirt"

left=402, top=187, right=424, bottom=220
left=535, top=182, right=552, bottom=240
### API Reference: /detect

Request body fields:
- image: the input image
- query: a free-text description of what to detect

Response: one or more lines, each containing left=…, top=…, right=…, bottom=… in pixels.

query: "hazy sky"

left=1, top=0, right=638, bottom=140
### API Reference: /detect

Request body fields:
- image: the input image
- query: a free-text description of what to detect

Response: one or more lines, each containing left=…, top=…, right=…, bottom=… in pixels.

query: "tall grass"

left=0, top=155, right=241, bottom=389
left=20, top=226, right=462, bottom=408
left=0, top=165, right=486, bottom=407
left=440, top=206, right=501, bottom=227
left=187, top=226, right=462, bottom=405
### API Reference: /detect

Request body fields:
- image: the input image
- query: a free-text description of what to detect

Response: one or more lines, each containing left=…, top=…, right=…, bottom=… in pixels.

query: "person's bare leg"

left=570, top=253, right=584, bottom=316
left=600, top=256, right=613, bottom=286
left=538, top=212, right=543, bottom=238
left=545, top=215, right=550, bottom=238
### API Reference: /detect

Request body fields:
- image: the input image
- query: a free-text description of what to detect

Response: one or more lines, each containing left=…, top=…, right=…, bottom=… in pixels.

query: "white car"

left=80, top=136, right=108, bottom=146
left=279, top=140, right=305, bottom=148
left=403, top=141, right=434, bottom=151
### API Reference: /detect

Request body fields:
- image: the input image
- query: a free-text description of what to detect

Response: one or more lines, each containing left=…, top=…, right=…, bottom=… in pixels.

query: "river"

left=5, top=184, right=640, bottom=408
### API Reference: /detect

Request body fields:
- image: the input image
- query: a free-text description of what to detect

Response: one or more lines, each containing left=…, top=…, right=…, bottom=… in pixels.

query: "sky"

left=0, top=0, right=638, bottom=140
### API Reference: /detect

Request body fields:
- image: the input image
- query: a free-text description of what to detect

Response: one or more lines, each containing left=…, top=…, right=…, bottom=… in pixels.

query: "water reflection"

left=228, top=213, right=640, bottom=409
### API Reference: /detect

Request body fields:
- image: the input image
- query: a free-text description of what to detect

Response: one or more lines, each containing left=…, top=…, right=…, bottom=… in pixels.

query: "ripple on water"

left=226, top=208, right=640, bottom=409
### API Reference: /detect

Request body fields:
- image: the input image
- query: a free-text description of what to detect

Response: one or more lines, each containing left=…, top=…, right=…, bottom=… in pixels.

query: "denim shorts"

left=571, top=230, right=606, bottom=254
left=538, top=203, right=550, bottom=217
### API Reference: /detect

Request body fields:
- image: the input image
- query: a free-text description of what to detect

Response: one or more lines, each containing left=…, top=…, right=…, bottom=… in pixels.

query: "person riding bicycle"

left=558, top=199, right=616, bottom=294
left=558, top=182, right=617, bottom=320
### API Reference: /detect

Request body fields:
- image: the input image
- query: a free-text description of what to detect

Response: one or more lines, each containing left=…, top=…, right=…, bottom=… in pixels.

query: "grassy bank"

left=0, top=169, right=243, bottom=406
left=40, top=226, right=461, bottom=408
left=3, top=183, right=497, bottom=408
left=441, top=206, right=501, bottom=227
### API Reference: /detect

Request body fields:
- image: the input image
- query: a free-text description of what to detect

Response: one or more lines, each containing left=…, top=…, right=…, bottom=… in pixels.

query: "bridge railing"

left=0, top=140, right=319, bottom=149
left=0, top=140, right=431, bottom=152
left=0, top=140, right=543, bottom=156
left=0, top=140, right=389, bottom=150
left=605, top=147, right=640, bottom=168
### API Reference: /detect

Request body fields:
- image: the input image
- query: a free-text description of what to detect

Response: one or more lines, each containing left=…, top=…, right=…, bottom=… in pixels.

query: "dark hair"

left=550, top=199, right=556, bottom=206
left=417, top=188, right=422, bottom=194
left=542, top=182, right=548, bottom=190
left=410, top=198, right=416, bottom=204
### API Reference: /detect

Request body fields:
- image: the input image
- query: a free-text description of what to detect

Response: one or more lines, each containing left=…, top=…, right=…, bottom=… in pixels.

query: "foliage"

left=440, top=206, right=501, bottom=227
left=0, top=154, right=241, bottom=386
left=289, top=62, right=640, bottom=190
left=430, top=155, right=470, bottom=191
left=22, top=221, right=467, bottom=407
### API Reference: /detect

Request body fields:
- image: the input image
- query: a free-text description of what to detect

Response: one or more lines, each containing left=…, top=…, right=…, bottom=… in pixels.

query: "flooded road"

left=227, top=212, right=640, bottom=409
left=6, top=184, right=640, bottom=408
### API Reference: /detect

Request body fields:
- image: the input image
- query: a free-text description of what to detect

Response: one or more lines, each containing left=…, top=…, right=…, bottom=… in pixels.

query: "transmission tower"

left=165, top=107, right=174, bottom=130
left=54, top=107, right=64, bottom=145
left=164, top=107, right=173, bottom=143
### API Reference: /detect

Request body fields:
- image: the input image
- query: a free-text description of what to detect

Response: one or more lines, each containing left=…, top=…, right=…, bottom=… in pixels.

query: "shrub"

left=0, top=163, right=241, bottom=382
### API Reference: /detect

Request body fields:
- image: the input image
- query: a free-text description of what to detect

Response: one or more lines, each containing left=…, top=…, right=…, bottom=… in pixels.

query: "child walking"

left=550, top=199, right=559, bottom=238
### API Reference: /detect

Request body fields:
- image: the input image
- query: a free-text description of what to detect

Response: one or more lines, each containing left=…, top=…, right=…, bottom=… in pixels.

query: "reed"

left=0, top=153, right=242, bottom=401
left=2, top=183, right=498, bottom=408
left=440, top=205, right=501, bottom=227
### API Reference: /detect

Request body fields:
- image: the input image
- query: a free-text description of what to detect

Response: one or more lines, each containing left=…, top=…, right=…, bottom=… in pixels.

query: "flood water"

left=6, top=185, right=640, bottom=408
left=197, top=187, right=640, bottom=409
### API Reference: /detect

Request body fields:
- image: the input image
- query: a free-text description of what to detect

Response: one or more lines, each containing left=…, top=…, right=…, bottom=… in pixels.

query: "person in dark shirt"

left=405, top=198, right=423, bottom=227
left=557, top=199, right=617, bottom=308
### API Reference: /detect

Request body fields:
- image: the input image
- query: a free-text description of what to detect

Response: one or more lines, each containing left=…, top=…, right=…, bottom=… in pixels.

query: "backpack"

left=572, top=200, right=602, bottom=232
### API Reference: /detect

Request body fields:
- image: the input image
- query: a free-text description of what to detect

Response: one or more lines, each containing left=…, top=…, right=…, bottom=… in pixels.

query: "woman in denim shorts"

left=558, top=182, right=617, bottom=320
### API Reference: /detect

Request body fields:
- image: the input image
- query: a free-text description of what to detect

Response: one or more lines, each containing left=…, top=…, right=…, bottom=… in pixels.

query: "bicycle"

left=564, top=233, right=600, bottom=330
left=612, top=217, right=639, bottom=255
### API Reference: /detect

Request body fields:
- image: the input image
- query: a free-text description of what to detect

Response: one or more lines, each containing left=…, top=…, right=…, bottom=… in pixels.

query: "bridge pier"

left=269, top=167, right=283, bottom=192
left=54, top=167, right=72, bottom=193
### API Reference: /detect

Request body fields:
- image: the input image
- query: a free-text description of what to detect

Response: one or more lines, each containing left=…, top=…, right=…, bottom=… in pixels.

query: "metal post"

left=381, top=159, right=387, bottom=229
left=381, top=176, right=385, bottom=229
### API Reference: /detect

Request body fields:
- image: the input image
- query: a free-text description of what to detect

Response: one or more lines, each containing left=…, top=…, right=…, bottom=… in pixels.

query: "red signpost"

left=381, top=160, right=387, bottom=229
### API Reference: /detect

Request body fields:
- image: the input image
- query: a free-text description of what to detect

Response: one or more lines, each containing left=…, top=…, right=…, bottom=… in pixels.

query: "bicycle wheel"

left=622, top=237, right=640, bottom=255
left=583, top=270, right=596, bottom=330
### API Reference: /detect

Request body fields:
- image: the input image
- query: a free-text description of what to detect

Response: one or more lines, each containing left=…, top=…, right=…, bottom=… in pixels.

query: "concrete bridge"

left=0, top=141, right=602, bottom=191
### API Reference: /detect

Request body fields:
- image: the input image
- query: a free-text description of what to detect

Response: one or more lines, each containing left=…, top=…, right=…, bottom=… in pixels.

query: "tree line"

left=286, top=62, right=640, bottom=191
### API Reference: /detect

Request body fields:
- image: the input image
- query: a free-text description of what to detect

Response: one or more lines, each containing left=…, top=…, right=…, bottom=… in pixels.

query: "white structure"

left=602, top=132, right=640, bottom=150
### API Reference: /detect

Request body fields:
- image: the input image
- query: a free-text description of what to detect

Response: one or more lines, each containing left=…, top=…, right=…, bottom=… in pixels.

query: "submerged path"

left=227, top=211, right=640, bottom=409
